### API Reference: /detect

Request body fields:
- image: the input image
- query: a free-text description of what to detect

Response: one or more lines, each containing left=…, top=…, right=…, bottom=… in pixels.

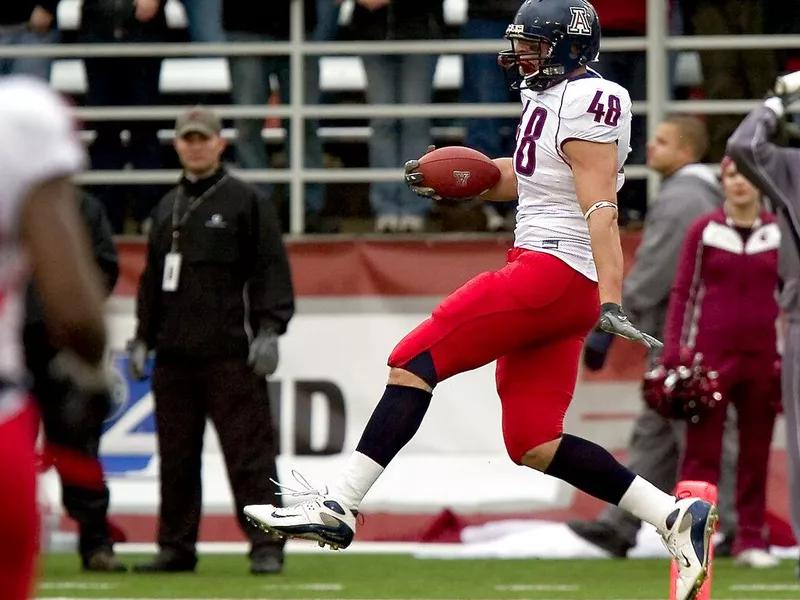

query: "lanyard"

left=171, top=174, right=229, bottom=252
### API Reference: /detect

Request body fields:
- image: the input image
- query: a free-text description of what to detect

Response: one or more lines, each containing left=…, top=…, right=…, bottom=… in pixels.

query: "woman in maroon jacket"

left=664, top=157, right=782, bottom=568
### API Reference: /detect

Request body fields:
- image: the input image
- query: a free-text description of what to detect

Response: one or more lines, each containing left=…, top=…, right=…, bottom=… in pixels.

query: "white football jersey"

left=0, top=76, right=86, bottom=420
left=513, top=72, right=632, bottom=282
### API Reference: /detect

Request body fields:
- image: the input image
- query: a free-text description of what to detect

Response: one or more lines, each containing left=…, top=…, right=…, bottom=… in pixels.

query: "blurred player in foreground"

left=0, top=75, right=110, bottom=599
left=245, top=2, right=717, bottom=597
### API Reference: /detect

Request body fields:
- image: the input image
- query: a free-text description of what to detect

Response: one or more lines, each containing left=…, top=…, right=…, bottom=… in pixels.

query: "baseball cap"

left=175, top=106, right=222, bottom=138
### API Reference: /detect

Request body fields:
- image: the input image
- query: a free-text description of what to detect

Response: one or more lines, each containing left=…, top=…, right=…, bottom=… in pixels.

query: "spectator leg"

left=9, top=29, right=59, bottom=81
left=229, top=33, right=273, bottom=199
left=784, top=324, right=800, bottom=544
left=731, top=377, right=777, bottom=552
left=84, top=57, right=128, bottom=234
left=461, top=19, right=517, bottom=160
left=126, top=57, right=165, bottom=227
left=152, top=363, right=206, bottom=560
left=398, top=53, right=436, bottom=219
left=204, top=360, right=284, bottom=556
left=275, top=54, right=327, bottom=224
left=180, top=0, right=226, bottom=43
left=363, top=55, right=402, bottom=220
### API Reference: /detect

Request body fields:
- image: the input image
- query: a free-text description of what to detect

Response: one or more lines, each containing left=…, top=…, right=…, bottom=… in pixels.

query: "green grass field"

left=38, top=554, right=800, bottom=600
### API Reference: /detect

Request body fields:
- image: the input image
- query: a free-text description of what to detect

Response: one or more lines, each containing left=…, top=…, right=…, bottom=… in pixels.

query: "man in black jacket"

left=27, top=191, right=124, bottom=572
left=128, top=106, right=294, bottom=575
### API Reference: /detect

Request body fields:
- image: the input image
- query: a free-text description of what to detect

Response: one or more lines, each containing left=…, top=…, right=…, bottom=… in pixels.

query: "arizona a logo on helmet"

left=568, top=6, right=592, bottom=35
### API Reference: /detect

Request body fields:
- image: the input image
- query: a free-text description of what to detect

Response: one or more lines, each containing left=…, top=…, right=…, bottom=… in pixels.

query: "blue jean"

left=0, top=28, right=59, bottom=81
left=312, top=0, right=341, bottom=44
left=179, top=0, right=225, bottom=43
left=363, top=54, right=436, bottom=218
left=306, top=0, right=341, bottom=106
left=461, top=19, right=518, bottom=159
left=83, top=56, right=163, bottom=232
left=228, top=32, right=325, bottom=217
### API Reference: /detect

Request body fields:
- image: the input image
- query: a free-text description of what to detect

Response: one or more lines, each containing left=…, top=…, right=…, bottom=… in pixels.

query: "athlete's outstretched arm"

left=481, top=158, right=518, bottom=202
left=563, top=139, right=622, bottom=304
left=564, top=139, right=661, bottom=349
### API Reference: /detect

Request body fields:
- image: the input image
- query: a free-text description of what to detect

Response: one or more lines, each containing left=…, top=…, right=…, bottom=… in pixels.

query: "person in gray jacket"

left=726, top=76, right=800, bottom=576
left=570, top=115, right=738, bottom=557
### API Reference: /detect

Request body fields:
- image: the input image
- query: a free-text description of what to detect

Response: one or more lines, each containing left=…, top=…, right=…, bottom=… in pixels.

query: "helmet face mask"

left=498, top=0, right=601, bottom=92
left=498, top=38, right=554, bottom=90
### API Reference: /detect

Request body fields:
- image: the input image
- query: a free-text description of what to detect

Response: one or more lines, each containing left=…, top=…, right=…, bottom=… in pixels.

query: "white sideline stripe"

left=39, top=583, right=117, bottom=590
left=730, top=584, right=800, bottom=591
left=261, top=584, right=344, bottom=591
left=112, top=541, right=446, bottom=555
left=495, top=585, right=580, bottom=591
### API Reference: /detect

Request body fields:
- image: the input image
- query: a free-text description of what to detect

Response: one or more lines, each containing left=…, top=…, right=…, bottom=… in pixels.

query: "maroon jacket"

left=663, top=208, right=781, bottom=364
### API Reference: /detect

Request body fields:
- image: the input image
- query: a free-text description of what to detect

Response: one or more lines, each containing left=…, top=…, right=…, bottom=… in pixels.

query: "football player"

left=0, top=76, right=109, bottom=599
left=245, top=2, right=717, bottom=598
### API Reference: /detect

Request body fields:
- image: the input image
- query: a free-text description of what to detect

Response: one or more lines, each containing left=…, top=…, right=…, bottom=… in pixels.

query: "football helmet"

left=499, top=0, right=601, bottom=92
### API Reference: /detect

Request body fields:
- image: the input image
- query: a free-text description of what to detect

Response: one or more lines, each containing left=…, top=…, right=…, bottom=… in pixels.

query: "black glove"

left=248, top=328, right=279, bottom=377
left=404, top=145, right=442, bottom=201
left=598, top=303, right=663, bottom=350
left=49, top=351, right=113, bottom=443
left=126, top=338, right=149, bottom=380
left=583, top=326, right=615, bottom=371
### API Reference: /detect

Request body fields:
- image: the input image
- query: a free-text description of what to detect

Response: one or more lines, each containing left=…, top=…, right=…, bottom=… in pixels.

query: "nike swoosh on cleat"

left=679, top=552, right=691, bottom=568
left=270, top=510, right=299, bottom=519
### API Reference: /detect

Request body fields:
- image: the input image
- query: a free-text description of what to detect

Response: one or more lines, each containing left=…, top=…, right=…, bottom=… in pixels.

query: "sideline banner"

left=61, top=238, right=788, bottom=534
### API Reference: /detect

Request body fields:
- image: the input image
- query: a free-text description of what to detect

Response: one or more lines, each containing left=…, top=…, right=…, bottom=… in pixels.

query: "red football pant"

left=389, top=249, right=599, bottom=463
left=0, top=402, right=39, bottom=600
left=680, top=352, right=779, bottom=552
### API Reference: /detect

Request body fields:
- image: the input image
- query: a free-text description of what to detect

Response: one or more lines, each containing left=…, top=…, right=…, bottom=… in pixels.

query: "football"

left=416, top=146, right=501, bottom=199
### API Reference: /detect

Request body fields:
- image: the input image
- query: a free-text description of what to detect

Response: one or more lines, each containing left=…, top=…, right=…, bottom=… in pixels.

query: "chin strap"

left=584, top=201, right=618, bottom=221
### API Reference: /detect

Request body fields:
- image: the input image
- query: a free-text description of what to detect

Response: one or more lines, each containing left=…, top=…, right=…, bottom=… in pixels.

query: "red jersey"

left=664, top=208, right=781, bottom=362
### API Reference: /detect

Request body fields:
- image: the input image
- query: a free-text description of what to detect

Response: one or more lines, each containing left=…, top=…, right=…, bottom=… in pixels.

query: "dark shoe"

left=568, top=520, right=632, bottom=558
left=83, top=549, right=127, bottom=572
left=714, top=534, right=735, bottom=558
left=133, top=552, right=197, bottom=573
left=250, top=553, right=283, bottom=575
left=305, top=214, right=340, bottom=234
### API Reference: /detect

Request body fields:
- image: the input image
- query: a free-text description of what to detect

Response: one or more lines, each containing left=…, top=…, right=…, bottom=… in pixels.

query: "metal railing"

left=2, top=0, right=799, bottom=232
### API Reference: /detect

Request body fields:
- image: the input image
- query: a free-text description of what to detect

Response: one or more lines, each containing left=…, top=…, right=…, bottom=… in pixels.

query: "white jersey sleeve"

left=556, top=78, right=632, bottom=155
left=0, top=76, right=86, bottom=233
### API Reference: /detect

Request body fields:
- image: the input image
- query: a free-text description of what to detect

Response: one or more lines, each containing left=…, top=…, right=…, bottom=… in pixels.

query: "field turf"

left=38, top=553, right=800, bottom=599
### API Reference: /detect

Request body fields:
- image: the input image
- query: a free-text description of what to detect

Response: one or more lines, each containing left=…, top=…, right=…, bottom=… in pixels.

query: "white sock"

left=618, top=476, right=677, bottom=531
left=330, top=451, right=384, bottom=511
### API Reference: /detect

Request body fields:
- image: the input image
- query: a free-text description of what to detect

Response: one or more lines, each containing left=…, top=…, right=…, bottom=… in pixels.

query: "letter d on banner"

left=670, top=481, right=718, bottom=600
